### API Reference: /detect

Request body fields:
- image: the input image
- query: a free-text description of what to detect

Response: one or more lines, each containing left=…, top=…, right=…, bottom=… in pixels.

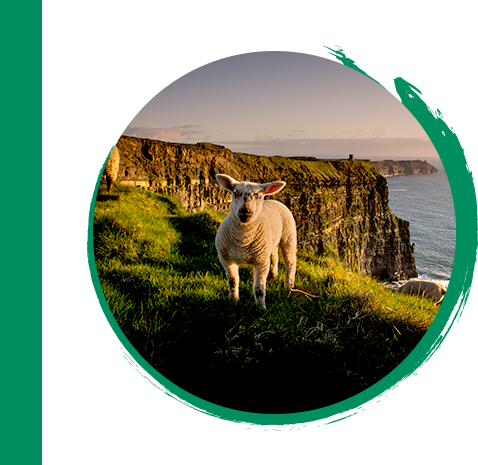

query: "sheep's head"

left=216, top=174, right=286, bottom=223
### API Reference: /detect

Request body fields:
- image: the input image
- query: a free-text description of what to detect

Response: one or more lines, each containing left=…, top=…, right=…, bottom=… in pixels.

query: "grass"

left=234, top=151, right=380, bottom=184
left=93, top=182, right=439, bottom=414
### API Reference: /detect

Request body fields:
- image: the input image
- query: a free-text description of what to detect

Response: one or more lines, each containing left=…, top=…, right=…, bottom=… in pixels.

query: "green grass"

left=93, top=182, right=438, bottom=413
left=233, top=151, right=380, bottom=184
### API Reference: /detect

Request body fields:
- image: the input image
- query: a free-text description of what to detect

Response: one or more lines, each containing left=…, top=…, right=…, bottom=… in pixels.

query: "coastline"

left=371, top=159, right=438, bottom=177
left=386, top=161, right=454, bottom=288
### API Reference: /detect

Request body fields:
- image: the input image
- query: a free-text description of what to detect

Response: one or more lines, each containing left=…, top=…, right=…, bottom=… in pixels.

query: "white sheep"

left=91, top=134, right=120, bottom=192
left=215, top=174, right=297, bottom=309
left=397, top=279, right=446, bottom=304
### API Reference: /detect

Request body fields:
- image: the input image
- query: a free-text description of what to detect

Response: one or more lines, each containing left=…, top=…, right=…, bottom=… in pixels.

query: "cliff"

left=371, top=160, right=438, bottom=177
left=114, top=135, right=417, bottom=279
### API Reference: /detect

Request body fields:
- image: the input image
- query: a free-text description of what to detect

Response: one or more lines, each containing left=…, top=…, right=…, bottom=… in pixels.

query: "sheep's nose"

left=238, top=207, right=251, bottom=222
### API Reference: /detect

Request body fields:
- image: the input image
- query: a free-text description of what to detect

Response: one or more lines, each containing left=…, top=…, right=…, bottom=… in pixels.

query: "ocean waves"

left=387, top=159, right=455, bottom=286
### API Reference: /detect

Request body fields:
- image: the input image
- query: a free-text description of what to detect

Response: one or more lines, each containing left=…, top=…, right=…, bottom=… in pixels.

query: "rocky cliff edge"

left=113, top=135, right=417, bottom=280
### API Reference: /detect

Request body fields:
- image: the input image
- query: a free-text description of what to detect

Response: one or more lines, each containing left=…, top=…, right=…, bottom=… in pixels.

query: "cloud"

left=172, top=125, right=201, bottom=129
left=287, top=130, right=306, bottom=138
left=372, top=126, right=386, bottom=137
left=253, top=134, right=276, bottom=141
left=123, top=125, right=205, bottom=142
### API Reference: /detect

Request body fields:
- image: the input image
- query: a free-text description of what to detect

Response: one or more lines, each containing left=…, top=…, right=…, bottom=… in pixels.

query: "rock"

left=397, top=279, right=446, bottom=303
left=372, top=160, right=438, bottom=177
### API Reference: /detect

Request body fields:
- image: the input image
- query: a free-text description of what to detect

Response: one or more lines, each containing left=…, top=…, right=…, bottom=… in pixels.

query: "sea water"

left=385, top=157, right=456, bottom=288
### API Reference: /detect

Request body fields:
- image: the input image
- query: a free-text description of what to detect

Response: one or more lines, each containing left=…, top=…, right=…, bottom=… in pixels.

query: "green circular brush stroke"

left=320, top=49, right=461, bottom=413
left=88, top=50, right=477, bottom=427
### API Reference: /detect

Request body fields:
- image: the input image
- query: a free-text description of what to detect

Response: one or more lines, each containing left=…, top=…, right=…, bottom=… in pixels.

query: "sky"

left=123, top=51, right=439, bottom=160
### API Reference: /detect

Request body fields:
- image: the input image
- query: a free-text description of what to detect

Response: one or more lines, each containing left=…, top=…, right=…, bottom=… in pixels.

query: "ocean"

left=385, top=157, right=456, bottom=288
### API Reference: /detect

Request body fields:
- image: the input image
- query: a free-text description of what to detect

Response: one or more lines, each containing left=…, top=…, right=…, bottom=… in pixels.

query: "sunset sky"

left=123, top=51, right=439, bottom=160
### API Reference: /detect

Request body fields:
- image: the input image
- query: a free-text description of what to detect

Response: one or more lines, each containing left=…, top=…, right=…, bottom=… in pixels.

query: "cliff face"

left=115, top=135, right=417, bottom=279
left=372, top=160, right=438, bottom=177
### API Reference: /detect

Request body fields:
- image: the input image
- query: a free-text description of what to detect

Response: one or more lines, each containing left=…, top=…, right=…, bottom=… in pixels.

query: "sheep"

left=91, top=134, right=120, bottom=192
left=215, top=173, right=297, bottom=309
left=397, top=279, right=446, bottom=304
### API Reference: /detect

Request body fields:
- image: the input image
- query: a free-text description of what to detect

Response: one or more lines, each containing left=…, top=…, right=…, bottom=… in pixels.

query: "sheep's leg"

left=222, top=261, right=240, bottom=302
left=253, top=262, right=270, bottom=310
left=280, top=241, right=297, bottom=290
left=270, top=247, right=279, bottom=279
left=285, top=258, right=296, bottom=290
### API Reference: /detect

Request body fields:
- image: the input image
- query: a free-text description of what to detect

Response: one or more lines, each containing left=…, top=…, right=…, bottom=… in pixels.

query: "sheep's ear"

left=216, top=174, right=239, bottom=192
left=262, top=181, right=286, bottom=195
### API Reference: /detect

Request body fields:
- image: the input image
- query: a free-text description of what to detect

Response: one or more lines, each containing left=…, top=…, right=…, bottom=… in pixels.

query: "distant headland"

left=370, top=159, right=438, bottom=177
left=242, top=154, right=438, bottom=177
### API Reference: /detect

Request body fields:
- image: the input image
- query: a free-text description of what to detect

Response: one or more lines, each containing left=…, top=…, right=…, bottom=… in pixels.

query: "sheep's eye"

left=234, top=191, right=242, bottom=198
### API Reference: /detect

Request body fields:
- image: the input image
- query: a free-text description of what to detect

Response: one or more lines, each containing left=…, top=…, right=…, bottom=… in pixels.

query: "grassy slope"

left=234, top=152, right=380, bottom=183
left=93, top=183, right=438, bottom=413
